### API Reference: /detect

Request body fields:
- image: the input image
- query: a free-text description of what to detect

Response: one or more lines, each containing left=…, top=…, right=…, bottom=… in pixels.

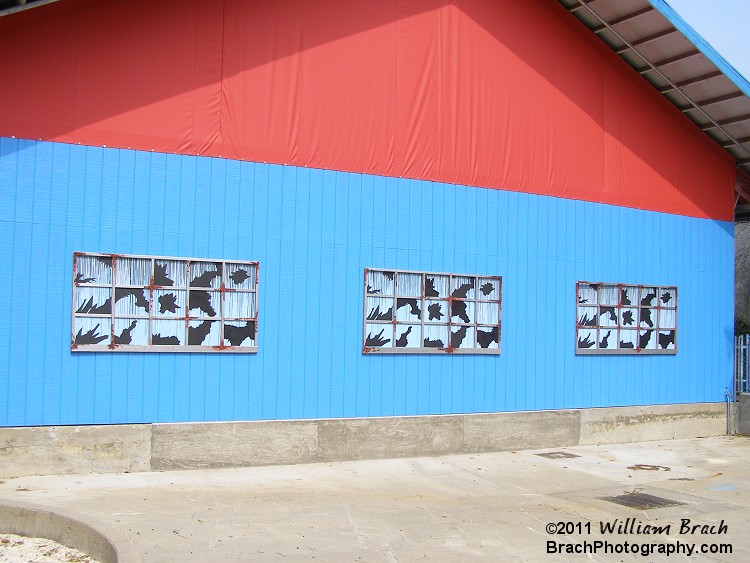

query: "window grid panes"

left=363, top=269, right=502, bottom=354
left=576, top=281, right=677, bottom=354
left=72, top=253, right=258, bottom=352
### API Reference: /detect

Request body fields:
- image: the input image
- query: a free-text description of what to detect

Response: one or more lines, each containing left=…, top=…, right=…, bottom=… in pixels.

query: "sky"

left=665, top=0, right=750, bottom=81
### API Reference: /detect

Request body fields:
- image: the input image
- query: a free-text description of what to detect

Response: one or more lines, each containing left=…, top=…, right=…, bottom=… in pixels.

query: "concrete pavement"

left=0, top=436, right=748, bottom=561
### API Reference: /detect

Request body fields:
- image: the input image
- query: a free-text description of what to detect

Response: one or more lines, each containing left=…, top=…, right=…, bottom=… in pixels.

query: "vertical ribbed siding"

left=0, top=138, right=735, bottom=426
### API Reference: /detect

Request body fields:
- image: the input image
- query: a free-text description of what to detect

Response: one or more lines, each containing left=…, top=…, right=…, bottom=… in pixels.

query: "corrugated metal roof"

left=559, top=0, right=750, bottom=213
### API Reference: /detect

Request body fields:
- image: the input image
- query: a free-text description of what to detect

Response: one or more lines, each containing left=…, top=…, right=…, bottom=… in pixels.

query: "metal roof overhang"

left=0, top=0, right=60, bottom=17
left=559, top=0, right=750, bottom=220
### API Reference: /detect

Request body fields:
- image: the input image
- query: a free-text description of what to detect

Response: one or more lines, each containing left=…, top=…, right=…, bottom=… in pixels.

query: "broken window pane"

left=154, top=259, right=186, bottom=287
left=114, top=318, right=149, bottom=346
left=114, top=287, right=150, bottom=316
left=598, top=305, right=618, bottom=327
left=151, top=319, right=183, bottom=346
left=577, top=328, right=596, bottom=350
left=657, top=330, right=676, bottom=349
left=577, top=306, right=597, bottom=327
left=365, top=324, right=393, bottom=348
left=577, top=284, right=597, bottom=305
left=598, top=328, right=616, bottom=349
left=73, top=316, right=111, bottom=346
left=476, top=326, right=500, bottom=349
left=366, top=297, right=394, bottom=321
left=153, top=290, right=186, bottom=317
left=451, top=276, right=475, bottom=299
left=451, top=325, right=474, bottom=349
left=450, top=300, right=474, bottom=324
left=423, top=324, right=448, bottom=348
left=619, top=329, right=637, bottom=350
left=424, top=300, right=447, bottom=322
left=639, top=329, right=657, bottom=349
left=639, top=287, right=658, bottom=307
left=366, top=270, right=394, bottom=295
left=223, top=320, right=256, bottom=347
left=395, top=297, right=421, bottom=322
left=75, top=255, right=111, bottom=285
left=188, top=320, right=220, bottom=346
left=224, top=263, right=256, bottom=289
left=477, top=278, right=500, bottom=301
left=189, top=290, right=220, bottom=317
left=395, top=324, right=421, bottom=348
left=424, top=275, right=448, bottom=298
left=659, top=287, right=676, bottom=307
left=189, top=261, right=222, bottom=288
left=75, top=287, right=112, bottom=315
left=620, top=286, right=637, bottom=306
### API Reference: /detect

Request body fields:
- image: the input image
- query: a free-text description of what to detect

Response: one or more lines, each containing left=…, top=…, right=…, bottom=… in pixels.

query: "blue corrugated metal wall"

left=0, top=138, right=735, bottom=426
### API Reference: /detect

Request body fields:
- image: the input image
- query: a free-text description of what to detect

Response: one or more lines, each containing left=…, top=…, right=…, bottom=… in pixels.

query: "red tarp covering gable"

left=0, top=0, right=735, bottom=220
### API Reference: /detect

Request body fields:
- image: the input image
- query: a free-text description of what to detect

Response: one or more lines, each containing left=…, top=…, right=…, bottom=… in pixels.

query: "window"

left=363, top=269, right=502, bottom=354
left=576, top=282, right=677, bottom=354
left=72, top=253, right=258, bottom=352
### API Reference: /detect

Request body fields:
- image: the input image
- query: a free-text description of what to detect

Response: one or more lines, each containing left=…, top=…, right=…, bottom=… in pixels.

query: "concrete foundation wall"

left=736, top=394, right=750, bottom=435
left=0, top=403, right=728, bottom=478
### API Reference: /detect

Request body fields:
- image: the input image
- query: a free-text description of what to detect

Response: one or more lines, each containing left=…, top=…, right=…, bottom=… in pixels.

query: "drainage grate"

left=602, top=493, right=685, bottom=510
left=535, top=451, right=581, bottom=459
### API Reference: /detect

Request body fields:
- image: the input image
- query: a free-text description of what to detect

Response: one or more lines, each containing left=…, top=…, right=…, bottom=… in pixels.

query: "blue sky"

left=666, top=0, right=750, bottom=80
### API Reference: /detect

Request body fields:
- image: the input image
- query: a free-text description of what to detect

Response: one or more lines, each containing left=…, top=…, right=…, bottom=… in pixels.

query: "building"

left=0, top=0, right=746, bottom=475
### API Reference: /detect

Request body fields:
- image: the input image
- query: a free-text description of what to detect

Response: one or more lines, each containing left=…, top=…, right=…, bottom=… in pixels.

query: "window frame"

left=71, top=252, right=259, bottom=353
left=575, top=281, right=677, bottom=355
left=362, top=268, right=502, bottom=355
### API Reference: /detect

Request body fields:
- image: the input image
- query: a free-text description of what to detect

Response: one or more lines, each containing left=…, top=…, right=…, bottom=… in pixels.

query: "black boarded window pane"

left=72, top=253, right=258, bottom=353
left=363, top=269, right=501, bottom=354
left=576, top=282, right=677, bottom=355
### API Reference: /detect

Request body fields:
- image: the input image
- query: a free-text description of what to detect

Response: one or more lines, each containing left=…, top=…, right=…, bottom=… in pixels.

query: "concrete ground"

left=0, top=436, right=748, bottom=562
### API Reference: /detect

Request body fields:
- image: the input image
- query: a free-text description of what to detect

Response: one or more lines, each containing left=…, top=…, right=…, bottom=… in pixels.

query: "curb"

left=0, top=499, right=142, bottom=563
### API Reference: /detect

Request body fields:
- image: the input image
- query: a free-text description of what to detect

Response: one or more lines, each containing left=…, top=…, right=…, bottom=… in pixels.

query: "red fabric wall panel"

left=0, top=0, right=734, bottom=220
